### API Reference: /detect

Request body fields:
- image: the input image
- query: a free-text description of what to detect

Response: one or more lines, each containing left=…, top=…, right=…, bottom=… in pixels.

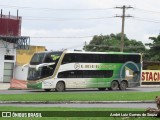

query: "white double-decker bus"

left=27, top=50, right=142, bottom=92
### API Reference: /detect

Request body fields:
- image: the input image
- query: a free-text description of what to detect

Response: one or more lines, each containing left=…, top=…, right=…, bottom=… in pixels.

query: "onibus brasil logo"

left=1, top=112, right=42, bottom=118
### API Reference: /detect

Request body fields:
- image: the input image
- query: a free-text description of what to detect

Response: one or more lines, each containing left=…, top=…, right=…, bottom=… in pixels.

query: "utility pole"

left=115, top=5, right=133, bottom=52
left=84, top=41, right=87, bottom=51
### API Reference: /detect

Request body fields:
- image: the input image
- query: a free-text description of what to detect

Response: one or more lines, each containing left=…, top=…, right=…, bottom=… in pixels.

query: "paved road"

left=0, top=103, right=156, bottom=108
left=0, top=87, right=159, bottom=94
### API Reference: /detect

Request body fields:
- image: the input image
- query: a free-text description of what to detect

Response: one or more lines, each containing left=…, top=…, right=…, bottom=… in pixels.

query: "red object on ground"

left=10, top=79, right=27, bottom=89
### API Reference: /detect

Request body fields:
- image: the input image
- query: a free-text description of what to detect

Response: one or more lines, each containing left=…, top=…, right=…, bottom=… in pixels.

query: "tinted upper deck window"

left=62, top=53, right=140, bottom=64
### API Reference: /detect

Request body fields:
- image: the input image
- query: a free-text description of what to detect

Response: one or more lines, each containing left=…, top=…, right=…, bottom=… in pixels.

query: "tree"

left=145, top=34, right=160, bottom=61
left=84, top=33, right=146, bottom=53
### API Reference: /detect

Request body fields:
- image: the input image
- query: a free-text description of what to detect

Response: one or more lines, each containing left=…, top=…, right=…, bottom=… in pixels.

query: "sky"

left=0, top=0, right=160, bottom=51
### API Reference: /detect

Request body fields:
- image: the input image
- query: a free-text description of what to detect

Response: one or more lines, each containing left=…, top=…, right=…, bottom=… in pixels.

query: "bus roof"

left=34, top=50, right=141, bottom=55
left=65, top=51, right=141, bottom=55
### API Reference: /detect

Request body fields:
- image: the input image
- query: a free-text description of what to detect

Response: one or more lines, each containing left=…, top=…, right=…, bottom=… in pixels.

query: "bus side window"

left=99, top=54, right=105, bottom=63
left=69, top=71, right=76, bottom=78
left=62, top=54, right=73, bottom=64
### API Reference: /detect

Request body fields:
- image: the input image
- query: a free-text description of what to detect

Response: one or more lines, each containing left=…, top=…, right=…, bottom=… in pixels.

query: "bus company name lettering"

left=80, top=64, right=116, bottom=69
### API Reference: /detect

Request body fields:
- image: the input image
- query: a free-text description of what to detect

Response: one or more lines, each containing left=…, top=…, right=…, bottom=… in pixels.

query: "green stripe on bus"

left=27, top=82, right=42, bottom=89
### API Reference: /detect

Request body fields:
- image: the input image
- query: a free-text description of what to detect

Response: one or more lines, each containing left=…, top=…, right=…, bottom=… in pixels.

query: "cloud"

left=0, top=0, right=159, bottom=50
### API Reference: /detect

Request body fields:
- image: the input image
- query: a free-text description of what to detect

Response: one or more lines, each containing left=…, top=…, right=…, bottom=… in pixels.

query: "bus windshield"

left=30, top=53, right=45, bottom=65
left=28, top=51, right=62, bottom=80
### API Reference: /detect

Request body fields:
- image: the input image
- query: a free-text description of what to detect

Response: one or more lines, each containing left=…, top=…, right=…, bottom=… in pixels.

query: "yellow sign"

left=142, top=70, right=160, bottom=82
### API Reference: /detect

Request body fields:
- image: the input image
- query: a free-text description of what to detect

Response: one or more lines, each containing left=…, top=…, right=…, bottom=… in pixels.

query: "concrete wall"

left=14, top=66, right=28, bottom=80
left=0, top=40, right=16, bottom=82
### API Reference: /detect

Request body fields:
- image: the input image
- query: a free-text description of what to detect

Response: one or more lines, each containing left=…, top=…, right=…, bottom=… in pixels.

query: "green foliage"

left=84, top=33, right=146, bottom=53
left=84, top=33, right=160, bottom=61
left=146, top=34, right=160, bottom=61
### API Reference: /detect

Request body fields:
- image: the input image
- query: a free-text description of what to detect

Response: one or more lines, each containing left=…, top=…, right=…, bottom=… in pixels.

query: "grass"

left=0, top=107, right=158, bottom=120
left=0, top=106, right=145, bottom=111
left=0, top=91, right=159, bottom=101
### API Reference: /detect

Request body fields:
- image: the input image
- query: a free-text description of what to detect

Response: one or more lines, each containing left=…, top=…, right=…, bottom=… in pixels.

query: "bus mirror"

left=22, top=64, right=29, bottom=71
left=35, top=62, right=55, bottom=71
left=36, top=63, right=47, bottom=71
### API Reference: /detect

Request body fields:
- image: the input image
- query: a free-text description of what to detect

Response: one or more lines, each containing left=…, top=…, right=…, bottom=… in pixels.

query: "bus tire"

left=110, top=81, right=119, bottom=91
left=44, top=89, right=51, bottom=92
left=55, top=81, right=65, bottom=92
left=98, top=88, right=106, bottom=91
left=119, top=81, right=127, bottom=90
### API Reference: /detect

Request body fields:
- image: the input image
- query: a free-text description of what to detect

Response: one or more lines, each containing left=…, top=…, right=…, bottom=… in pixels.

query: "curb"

left=0, top=100, right=155, bottom=104
left=8, top=88, right=30, bottom=90
left=140, top=85, right=160, bottom=88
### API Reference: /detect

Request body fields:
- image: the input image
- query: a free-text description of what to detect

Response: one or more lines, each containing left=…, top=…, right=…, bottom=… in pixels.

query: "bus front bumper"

left=27, top=81, right=42, bottom=89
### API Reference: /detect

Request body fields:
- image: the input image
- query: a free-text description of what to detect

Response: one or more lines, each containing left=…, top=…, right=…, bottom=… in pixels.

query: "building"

left=0, top=11, right=30, bottom=83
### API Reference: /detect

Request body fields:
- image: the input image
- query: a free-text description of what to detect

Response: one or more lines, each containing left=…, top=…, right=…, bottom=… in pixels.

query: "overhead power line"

left=23, top=16, right=113, bottom=21
left=31, top=36, right=93, bottom=39
left=66, top=43, right=84, bottom=49
left=87, top=44, right=146, bottom=49
left=22, top=16, right=160, bottom=23
left=0, top=4, right=113, bottom=11
left=135, top=8, right=160, bottom=14
left=1, top=4, right=160, bottom=23
left=134, top=17, right=160, bottom=23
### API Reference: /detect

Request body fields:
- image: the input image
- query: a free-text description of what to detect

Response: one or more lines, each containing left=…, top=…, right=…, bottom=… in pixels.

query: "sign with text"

left=142, top=70, right=160, bottom=82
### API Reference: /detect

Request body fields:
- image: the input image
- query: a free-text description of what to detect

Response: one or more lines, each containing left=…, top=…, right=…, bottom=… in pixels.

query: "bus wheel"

left=98, top=88, right=106, bottom=91
left=55, top=82, right=65, bottom=92
left=110, top=81, right=119, bottom=90
left=44, top=89, right=51, bottom=92
left=119, top=81, right=127, bottom=90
